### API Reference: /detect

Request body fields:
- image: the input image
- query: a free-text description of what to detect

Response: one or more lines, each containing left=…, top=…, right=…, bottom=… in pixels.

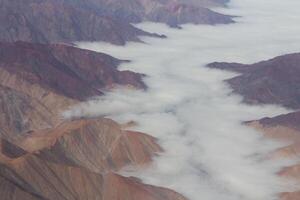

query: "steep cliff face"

left=208, top=53, right=300, bottom=109
left=247, top=112, right=300, bottom=200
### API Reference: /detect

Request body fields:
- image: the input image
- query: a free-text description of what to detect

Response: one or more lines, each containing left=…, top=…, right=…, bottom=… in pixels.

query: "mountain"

left=0, top=0, right=233, bottom=45
left=247, top=111, right=300, bottom=158
left=0, top=0, right=234, bottom=199
left=0, top=40, right=187, bottom=200
left=89, top=0, right=234, bottom=27
left=175, top=0, right=230, bottom=7
left=0, top=41, right=145, bottom=100
left=0, top=0, right=157, bottom=45
left=0, top=120, right=186, bottom=200
left=0, top=41, right=146, bottom=141
left=208, top=53, right=300, bottom=199
left=15, top=118, right=162, bottom=172
left=246, top=111, right=300, bottom=200
left=208, top=53, right=300, bottom=109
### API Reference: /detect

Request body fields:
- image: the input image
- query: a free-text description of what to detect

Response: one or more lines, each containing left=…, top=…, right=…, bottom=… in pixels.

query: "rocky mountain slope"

left=89, top=0, right=234, bottom=27
left=209, top=53, right=300, bottom=200
left=0, top=118, right=186, bottom=200
left=247, top=111, right=300, bottom=200
left=0, top=41, right=187, bottom=200
left=208, top=53, right=300, bottom=109
left=0, top=41, right=145, bottom=100
left=0, top=41, right=146, bottom=141
left=0, top=0, right=233, bottom=44
left=0, top=0, right=156, bottom=45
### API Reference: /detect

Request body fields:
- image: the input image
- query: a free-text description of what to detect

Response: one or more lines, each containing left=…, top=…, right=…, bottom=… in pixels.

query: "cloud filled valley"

left=61, top=0, right=300, bottom=200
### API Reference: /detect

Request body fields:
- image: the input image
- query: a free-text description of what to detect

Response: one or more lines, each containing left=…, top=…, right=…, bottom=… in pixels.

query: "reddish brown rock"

left=0, top=41, right=146, bottom=141
left=0, top=121, right=185, bottom=200
left=17, top=118, right=162, bottom=173
left=209, top=54, right=300, bottom=199
left=281, top=191, right=300, bottom=200
left=208, top=53, right=300, bottom=109
left=0, top=41, right=145, bottom=100
left=0, top=176, right=43, bottom=200
left=247, top=111, right=300, bottom=199
left=0, top=85, right=60, bottom=139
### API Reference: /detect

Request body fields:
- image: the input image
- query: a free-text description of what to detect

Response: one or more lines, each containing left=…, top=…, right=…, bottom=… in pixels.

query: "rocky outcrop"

left=208, top=53, right=300, bottom=109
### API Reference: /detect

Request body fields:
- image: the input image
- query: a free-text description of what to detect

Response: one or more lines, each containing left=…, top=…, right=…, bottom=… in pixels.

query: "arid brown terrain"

left=247, top=111, right=300, bottom=200
left=0, top=0, right=158, bottom=45
left=209, top=54, right=300, bottom=200
left=0, top=0, right=233, bottom=44
left=0, top=0, right=237, bottom=199
left=208, top=53, right=300, bottom=109
left=0, top=41, right=146, bottom=140
left=2, top=0, right=300, bottom=199
left=0, top=40, right=187, bottom=200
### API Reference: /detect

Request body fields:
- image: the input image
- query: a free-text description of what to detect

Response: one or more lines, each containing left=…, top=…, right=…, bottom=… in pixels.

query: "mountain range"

left=1, top=0, right=300, bottom=199
left=208, top=54, right=300, bottom=200
left=0, top=0, right=235, bottom=199
left=0, top=40, right=186, bottom=200
left=0, top=0, right=233, bottom=44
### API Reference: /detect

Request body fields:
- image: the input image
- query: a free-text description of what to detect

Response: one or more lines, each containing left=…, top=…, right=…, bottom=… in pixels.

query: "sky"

left=63, top=0, right=300, bottom=199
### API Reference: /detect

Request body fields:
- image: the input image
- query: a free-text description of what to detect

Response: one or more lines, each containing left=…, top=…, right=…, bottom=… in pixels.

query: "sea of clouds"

left=63, top=0, right=300, bottom=199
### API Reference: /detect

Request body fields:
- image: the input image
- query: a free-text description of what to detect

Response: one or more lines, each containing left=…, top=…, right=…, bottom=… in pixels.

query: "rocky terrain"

left=0, top=1, right=234, bottom=198
left=0, top=0, right=233, bottom=44
left=0, top=41, right=146, bottom=140
left=0, top=118, right=186, bottom=200
left=0, top=0, right=156, bottom=45
left=208, top=53, right=300, bottom=109
left=209, top=53, right=300, bottom=199
left=87, top=0, right=234, bottom=27
left=247, top=111, right=300, bottom=200
left=0, top=40, right=188, bottom=199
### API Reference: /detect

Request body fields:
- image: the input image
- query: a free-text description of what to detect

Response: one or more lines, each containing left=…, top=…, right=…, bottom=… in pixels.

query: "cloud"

left=64, top=0, right=300, bottom=199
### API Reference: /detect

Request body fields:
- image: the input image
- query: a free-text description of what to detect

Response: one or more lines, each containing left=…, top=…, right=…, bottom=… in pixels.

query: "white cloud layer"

left=63, top=0, right=300, bottom=199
